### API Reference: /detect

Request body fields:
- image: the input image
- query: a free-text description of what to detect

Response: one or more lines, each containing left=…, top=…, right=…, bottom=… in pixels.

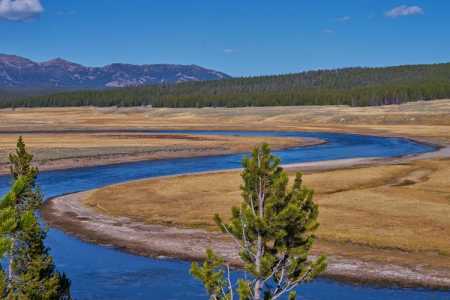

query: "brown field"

left=85, top=157, right=450, bottom=272
left=1, top=100, right=449, bottom=142
left=4, top=99, right=450, bottom=284
left=0, top=133, right=313, bottom=174
left=1, top=100, right=449, bottom=173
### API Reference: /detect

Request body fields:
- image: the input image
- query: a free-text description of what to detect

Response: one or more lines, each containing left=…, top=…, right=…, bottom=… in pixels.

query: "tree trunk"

left=8, top=236, right=16, bottom=288
left=254, top=165, right=264, bottom=300
left=254, top=234, right=262, bottom=300
left=8, top=256, right=13, bottom=282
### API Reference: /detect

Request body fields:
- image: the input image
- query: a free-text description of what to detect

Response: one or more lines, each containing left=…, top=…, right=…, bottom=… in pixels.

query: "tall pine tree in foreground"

left=0, top=137, right=71, bottom=299
left=191, top=144, right=326, bottom=300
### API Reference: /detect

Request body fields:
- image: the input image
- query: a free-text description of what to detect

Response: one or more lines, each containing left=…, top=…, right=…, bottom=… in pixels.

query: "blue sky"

left=1, top=0, right=449, bottom=76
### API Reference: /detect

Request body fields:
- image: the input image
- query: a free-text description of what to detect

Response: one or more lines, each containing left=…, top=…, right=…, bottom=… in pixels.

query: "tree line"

left=2, top=63, right=450, bottom=108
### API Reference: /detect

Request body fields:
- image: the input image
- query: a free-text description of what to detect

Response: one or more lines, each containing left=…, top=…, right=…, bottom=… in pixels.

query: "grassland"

left=0, top=100, right=449, bottom=146
left=0, top=99, right=449, bottom=132
left=1, top=100, right=449, bottom=163
left=83, top=158, right=450, bottom=272
left=4, top=99, right=449, bottom=286
left=0, top=133, right=314, bottom=174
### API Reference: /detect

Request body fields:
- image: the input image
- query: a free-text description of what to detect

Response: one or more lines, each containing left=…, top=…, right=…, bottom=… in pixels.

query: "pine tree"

left=190, top=249, right=233, bottom=300
left=0, top=137, right=72, bottom=299
left=191, top=144, right=326, bottom=300
left=9, top=136, right=37, bottom=182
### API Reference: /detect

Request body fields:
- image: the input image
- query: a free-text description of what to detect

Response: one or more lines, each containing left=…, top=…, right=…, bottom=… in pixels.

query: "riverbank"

left=43, top=174, right=450, bottom=289
left=42, top=150, right=450, bottom=290
left=0, top=133, right=321, bottom=175
left=12, top=100, right=448, bottom=289
left=1, top=100, right=449, bottom=143
left=1, top=100, right=449, bottom=174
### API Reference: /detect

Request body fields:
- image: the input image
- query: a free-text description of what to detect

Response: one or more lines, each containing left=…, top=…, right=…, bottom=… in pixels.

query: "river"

left=1, top=130, right=448, bottom=299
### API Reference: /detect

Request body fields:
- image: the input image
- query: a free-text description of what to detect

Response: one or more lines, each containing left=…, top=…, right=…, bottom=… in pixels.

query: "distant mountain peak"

left=0, top=54, right=36, bottom=68
left=40, top=58, right=84, bottom=72
left=41, top=57, right=80, bottom=65
left=0, top=54, right=231, bottom=90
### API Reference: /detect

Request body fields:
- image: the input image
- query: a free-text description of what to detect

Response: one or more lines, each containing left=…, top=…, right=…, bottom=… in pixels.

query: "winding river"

left=0, top=130, right=448, bottom=300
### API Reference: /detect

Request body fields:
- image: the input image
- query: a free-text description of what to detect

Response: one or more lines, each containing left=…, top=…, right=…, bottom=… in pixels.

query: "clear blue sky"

left=1, top=0, right=449, bottom=76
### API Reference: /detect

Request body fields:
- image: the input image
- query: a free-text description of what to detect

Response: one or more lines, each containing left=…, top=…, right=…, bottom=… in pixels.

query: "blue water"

left=0, top=130, right=448, bottom=300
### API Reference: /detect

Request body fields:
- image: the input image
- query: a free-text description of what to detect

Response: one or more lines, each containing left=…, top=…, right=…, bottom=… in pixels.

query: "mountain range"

left=0, top=54, right=230, bottom=91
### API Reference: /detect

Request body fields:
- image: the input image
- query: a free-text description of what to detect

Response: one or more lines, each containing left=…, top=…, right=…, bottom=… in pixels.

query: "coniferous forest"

left=2, top=62, right=450, bottom=108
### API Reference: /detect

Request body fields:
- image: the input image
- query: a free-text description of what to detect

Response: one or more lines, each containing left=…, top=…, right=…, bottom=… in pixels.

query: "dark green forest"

left=2, top=63, right=450, bottom=108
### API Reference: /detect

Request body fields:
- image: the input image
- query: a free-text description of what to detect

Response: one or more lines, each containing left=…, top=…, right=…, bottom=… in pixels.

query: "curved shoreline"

left=42, top=141, right=450, bottom=290
left=43, top=188, right=450, bottom=290
left=0, top=134, right=325, bottom=175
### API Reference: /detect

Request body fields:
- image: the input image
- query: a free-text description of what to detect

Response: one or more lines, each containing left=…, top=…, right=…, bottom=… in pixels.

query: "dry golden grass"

left=85, top=159, right=450, bottom=259
left=5, top=100, right=445, bottom=272
left=86, top=172, right=243, bottom=229
left=0, top=100, right=449, bottom=172
left=0, top=133, right=307, bottom=173
left=317, top=162, right=450, bottom=255
left=0, top=100, right=449, bottom=143
left=2, top=101, right=449, bottom=252
left=0, top=133, right=302, bottom=158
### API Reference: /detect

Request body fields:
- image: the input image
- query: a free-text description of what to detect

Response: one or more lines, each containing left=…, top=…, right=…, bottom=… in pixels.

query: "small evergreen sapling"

left=191, top=143, right=326, bottom=300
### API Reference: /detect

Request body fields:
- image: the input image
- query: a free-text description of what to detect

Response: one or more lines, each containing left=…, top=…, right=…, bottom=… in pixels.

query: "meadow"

left=84, top=157, right=450, bottom=275
left=2, top=99, right=449, bottom=286
left=0, top=132, right=311, bottom=173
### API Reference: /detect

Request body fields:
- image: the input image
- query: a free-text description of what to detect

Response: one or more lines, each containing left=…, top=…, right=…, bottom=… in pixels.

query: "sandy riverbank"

left=0, top=133, right=322, bottom=175
left=43, top=184, right=450, bottom=289
left=42, top=151, right=450, bottom=290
